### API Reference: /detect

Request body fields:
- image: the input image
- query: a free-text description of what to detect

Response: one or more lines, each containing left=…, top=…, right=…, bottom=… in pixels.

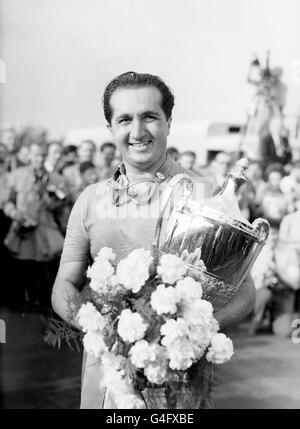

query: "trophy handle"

left=152, top=174, right=193, bottom=249
left=251, top=218, right=270, bottom=242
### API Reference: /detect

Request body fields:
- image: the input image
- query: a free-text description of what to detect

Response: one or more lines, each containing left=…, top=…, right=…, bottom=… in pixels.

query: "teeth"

left=130, top=141, right=151, bottom=147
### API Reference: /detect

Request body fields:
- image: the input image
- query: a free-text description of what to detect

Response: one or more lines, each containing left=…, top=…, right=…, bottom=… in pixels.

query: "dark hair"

left=79, top=161, right=96, bottom=175
left=166, top=147, right=179, bottom=156
left=62, top=144, right=77, bottom=155
left=100, top=142, right=116, bottom=152
left=102, top=71, right=175, bottom=124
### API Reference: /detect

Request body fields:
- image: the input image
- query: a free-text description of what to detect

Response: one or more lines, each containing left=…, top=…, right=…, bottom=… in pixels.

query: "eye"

left=118, top=117, right=130, bottom=124
left=145, top=115, right=157, bottom=122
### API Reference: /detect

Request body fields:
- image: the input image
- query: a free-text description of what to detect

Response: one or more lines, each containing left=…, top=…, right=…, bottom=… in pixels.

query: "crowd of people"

left=0, top=124, right=299, bottom=340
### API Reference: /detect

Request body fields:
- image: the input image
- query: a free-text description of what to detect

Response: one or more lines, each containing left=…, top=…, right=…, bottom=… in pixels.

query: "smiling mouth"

left=128, top=140, right=152, bottom=148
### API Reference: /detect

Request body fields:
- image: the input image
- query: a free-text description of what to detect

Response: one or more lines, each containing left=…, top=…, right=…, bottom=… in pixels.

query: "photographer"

left=3, top=142, right=68, bottom=310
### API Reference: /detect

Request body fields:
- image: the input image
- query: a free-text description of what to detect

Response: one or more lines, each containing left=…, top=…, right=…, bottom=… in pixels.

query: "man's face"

left=108, top=87, right=171, bottom=171
left=82, top=167, right=98, bottom=185
left=180, top=154, right=195, bottom=171
left=78, top=142, right=95, bottom=163
left=17, top=146, right=30, bottom=165
left=48, top=144, right=61, bottom=165
left=29, top=144, right=46, bottom=170
left=1, top=130, right=16, bottom=153
left=214, top=154, right=231, bottom=177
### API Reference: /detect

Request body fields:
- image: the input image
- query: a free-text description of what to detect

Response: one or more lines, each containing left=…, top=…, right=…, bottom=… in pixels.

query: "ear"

left=167, top=117, right=172, bottom=136
left=107, top=123, right=113, bottom=137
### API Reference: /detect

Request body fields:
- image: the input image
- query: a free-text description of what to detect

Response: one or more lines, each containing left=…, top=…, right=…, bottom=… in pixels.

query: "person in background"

left=244, top=162, right=266, bottom=221
left=257, top=164, right=289, bottom=228
left=249, top=228, right=278, bottom=335
left=260, top=117, right=292, bottom=173
left=3, top=142, right=67, bottom=310
left=44, top=141, right=62, bottom=173
left=74, top=161, right=99, bottom=201
left=97, top=142, right=116, bottom=180
left=209, top=152, right=232, bottom=193
left=166, top=146, right=179, bottom=162
left=280, top=161, right=300, bottom=195
left=273, top=189, right=300, bottom=337
left=58, top=145, right=78, bottom=174
left=5, top=145, right=30, bottom=172
left=63, top=140, right=96, bottom=203
left=179, top=150, right=197, bottom=171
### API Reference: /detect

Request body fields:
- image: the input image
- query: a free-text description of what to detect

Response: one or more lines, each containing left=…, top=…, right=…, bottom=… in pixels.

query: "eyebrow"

left=115, top=110, right=161, bottom=121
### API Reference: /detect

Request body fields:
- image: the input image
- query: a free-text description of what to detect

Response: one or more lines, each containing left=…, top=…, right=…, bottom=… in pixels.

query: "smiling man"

left=52, top=72, right=255, bottom=409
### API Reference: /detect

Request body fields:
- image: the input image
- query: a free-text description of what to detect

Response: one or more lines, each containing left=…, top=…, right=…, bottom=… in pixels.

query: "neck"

left=123, top=154, right=167, bottom=181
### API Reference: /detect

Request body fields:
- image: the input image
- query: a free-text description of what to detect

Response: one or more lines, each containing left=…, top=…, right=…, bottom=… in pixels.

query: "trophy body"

left=154, top=159, right=270, bottom=312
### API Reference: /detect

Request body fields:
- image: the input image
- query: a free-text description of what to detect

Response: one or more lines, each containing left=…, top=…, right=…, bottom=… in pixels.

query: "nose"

left=130, top=119, right=146, bottom=141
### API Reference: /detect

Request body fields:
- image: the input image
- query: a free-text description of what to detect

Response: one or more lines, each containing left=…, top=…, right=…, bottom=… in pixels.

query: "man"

left=260, top=117, right=292, bottom=171
left=52, top=72, right=255, bottom=408
left=4, top=142, right=67, bottom=309
left=97, top=141, right=116, bottom=180
left=63, top=139, right=96, bottom=203
left=209, top=152, right=232, bottom=193
left=44, top=141, right=62, bottom=173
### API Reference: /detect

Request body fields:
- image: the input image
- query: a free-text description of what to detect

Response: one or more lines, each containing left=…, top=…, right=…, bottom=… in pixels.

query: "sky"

left=0, top=0, right=300, bottom=138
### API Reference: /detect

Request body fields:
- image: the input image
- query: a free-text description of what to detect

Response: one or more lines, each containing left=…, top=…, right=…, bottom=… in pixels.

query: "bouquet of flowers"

left=76, top=247, right=234, bottom=409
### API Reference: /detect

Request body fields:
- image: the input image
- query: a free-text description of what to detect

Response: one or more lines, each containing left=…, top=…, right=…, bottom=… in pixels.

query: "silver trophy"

left=153, top=158, right=270, bottom=311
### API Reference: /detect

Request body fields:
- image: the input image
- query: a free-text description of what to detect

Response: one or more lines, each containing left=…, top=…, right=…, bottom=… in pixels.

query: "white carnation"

left=129, top=340, right=154, bottom=368
left=182, top=299, right=214, bottom=326
left=95, top=247, right=116, bottom=262
left=144, top=363, right=168, bottom=385
left=175, top=276, right=203, bottom=302
left=77, top=302, right=106, bottom=333
left=206, top=333, right=234, bottom=364
left=83, top=331, right=107, bottom=358
left=116, top=249, right=153, bottom=293
left=117, top=309, right=148, bottom=343
left=87, top=258, right=115, bottom=285
left=157, top=254, right=188, bottom=284
left=160, top=318, right=189, bottom=346
left=151, top=284, right=180, bottom=315
left=90, top=274, right=124, bottom=296
left=166, top=338, right=195, bottom=370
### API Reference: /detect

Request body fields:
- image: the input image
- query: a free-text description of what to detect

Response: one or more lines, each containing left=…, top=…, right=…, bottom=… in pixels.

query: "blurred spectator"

left=73, top=161, right=99, bottom=201
left=44, top=141, right=62, bottom=173
left=244, top=162, right=266, bottom=221
left=257, top=164, right=289, bottom=228
left=272, top=195, right=300, bottom=337
left=249, top=228, right=278, bottom=334
left=63, top=140, right=96, bottom=203
left=280, top=161, right=300, bottom=195
left=3, top=142, right=67, bottom=309
left=0, top=126, right=17, bottom=154
left=180, top=151, right=196, bottom=171
left=260, top=117, right=292, bottom=172
left=0, top=142, right=8, bottom=165
left=209, top=152, right=232, bottom=193
left=167, top=146, right=179, bottom=162
left=98, top=142, right=116, bottom=180
left=6, top=145, right=30, bottom=172
left=58, top=144, right=78, bottom=173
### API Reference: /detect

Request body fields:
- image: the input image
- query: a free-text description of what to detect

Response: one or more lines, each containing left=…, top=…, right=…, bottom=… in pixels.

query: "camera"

left=47, top=184, right=66, bottom=201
